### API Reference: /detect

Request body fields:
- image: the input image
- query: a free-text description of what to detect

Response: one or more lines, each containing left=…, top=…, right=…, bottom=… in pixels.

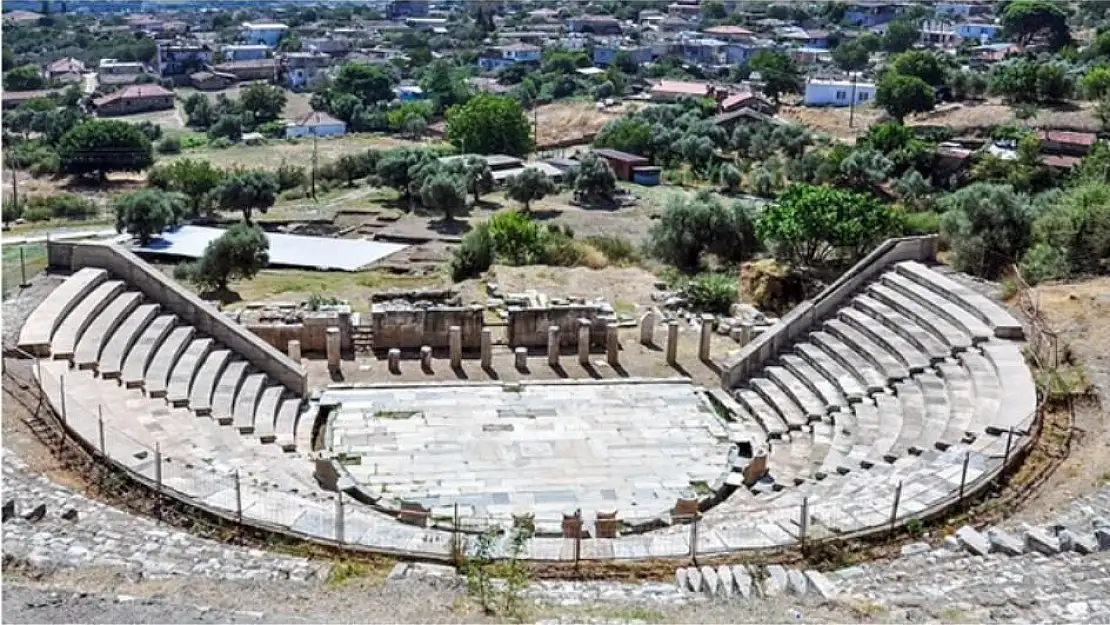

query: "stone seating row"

left=22, top=280, right=310, bottom=454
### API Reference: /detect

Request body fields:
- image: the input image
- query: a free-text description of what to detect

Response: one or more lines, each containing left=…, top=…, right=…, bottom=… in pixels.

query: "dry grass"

left=458, top=264, right=662, bottom=313
left=910, top=99, right=1101, bottom=134
left=215, top=268, right=443, bottom=312
left=163, top=133, right=441, bottom=171
left=533, top=100, right=642, bottom=146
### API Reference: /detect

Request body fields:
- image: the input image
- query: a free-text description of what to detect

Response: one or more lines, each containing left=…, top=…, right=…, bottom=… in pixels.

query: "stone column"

left=387, top=348, right=401, bottom=374
left=639, top=310, right=656, bottom=346
left=547, top=325, right=560, bottom=367
left=325, top=327, right=341, bottom=371
left=577, top=319, right=591, bottom=366
left=287, top=339, right=301, bottom=362
left=606, top=323, right=619, bottom=367
left=666, top=320, right=679, bottom=366
left=449, top=325, right=462, bottom=369
left=420, top=345, right=432, bottom=371
left=698, top=314, right=714, bottom=362
left=480, top=328, right=492, bottom=369
left=739, top=321, right=753, bottom=347
left=514, top=347, right=528, bottom=371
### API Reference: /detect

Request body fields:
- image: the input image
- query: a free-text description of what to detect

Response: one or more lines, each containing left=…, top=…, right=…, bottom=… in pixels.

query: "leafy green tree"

left=419, top=172, right=467, bottom=220
left=1001, top=0, right=1071, bottom=50
left=208, top=114, right=242, bottom=141
left=445, top=93, right=533, bottom=157
left=1080, top=66, right=1110, bottom=100
left=573, top=152, right=618, bottom=205
left=647, top=191, right=760, bottom=272
left=56, top=120, right=154, bottom=180
left=375, top=148, right=428, bottom=204
left=876, top=73, right=935, bottom=123
left=332, top=62, right=395, bottom=106
left=114, top=189, right=182, bottom=245
left=832, top=40, right=869, bottom=72
left=756, top=183, right=902, bottom=266
left=719, top=163, right=742, bottom=193
left=701, top=0, right=726, bottom=19
left=505, top=168, right=555, bottom=212
left=1034, top=63, right=1072, bottom=102
left=447, top=156, right=494, bottom=204
left=747, top=50, right=801, bottom=103
left=449, top=221, right=494, bottom=280
left=939, top=182, right=1033, bottom=279
left=838, top=149, right=894, bottom=191
left=889, top=51, right=948, bottom=86
left=183, top=93, right=216, bottom=128
left=215, top=169, right=278, bottom=224
left=1027, top=182, right=1110, bottom=276
left=146, top=159, right=226, bottom=217
left=593, top=118, right=652, bottom=156
left=182, top=223, right=271, bottom=292
left=3, top=65, right=46, bottom=91
left=238, top=82, right=286, bottom=124
left=420, top=59, right=471, bottom=114
left=882, top=20, right=921, bottom=53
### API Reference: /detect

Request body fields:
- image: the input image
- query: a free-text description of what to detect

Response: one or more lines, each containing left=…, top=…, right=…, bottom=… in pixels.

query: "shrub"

left=646, top=191, right=760, bottom=272
left=1019, top=243, right=1070, bottom=284
left=901, top=210, right=940, bottom=235
left=583, top=234, right=641, bottom=266
left=682, top=273, right=738, bottom=315
left=275, top=161, right=307, bottom=192
left=45, top=194, right=98, bottom=219
left=21, top=204, right=53, bottom=222
left=449, top=223, right=494, bottom=281
left=156, top=136, right=182, bottom=154
left=2, top=201, right=22, bottom=223
left=487, top=210, right=547, bottom=265
left=209, top=137, right=233, bottom=149
left=939, top=182, right=1033, bottom=279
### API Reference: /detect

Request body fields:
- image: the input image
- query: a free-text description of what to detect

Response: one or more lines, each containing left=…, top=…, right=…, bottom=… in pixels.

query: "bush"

left=156, top=136, right=182, bottom=154
left=682, top=273, right=737, bottom=315
left=901, top=210, right=940, bottom=235
left=449, top=223, right=494, bottom=281
left=647, top=191, right=760, bottom=272
left=209, top=137, right=233, bottom=149
left=2, top=201, right=22, bottom=223
left=1019, top=243, right=1070, bottom=284
left=487, top=210, right=547, bottom=265
left=583, top=234, right=641, bottom=266
left=275, top=161, right=307, bottom=192
left=44, top=194, right=98, bottom=219
left=21, top=205, right=53, bottom=222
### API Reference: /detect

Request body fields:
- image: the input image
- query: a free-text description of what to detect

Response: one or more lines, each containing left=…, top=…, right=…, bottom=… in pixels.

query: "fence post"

left=799, top=496, right=809, bottom=551
left=573, top=509, right=582, bottom=569
left=97, top=405, right=105, bottom=457
left=59, top=374, right=66, bottom=426
left=689, top=514, right=700, bottom=566
left=334, top=491, right=345, bottom=543
left=1003, top=427, right=1015, bottom=465
left=958, top=451, right=971, bottom=503
left=19, top=246, right=29, bottom=288
left=234, top=469, right=242, bottom=525
left=889, top=481, right=903, bottom=534
left=453, top=502, right=460, bottom=560
left=154, top=442, right=163, bottom=523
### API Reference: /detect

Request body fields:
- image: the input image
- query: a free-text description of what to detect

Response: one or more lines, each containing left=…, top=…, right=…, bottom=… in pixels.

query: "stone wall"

left=46, top=240, right=308, bottom=395
left=506, top=304, right=616, bottom=349
left=370, top=304, right=485, bottom=351
left=240, top=310, right=351, bottom=355
left=720, top=235, right=938, bottom=388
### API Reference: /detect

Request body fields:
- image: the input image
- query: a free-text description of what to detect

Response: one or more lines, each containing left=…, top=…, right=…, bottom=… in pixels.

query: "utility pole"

left=534, top=103, right=539, bottom=153
left=849, top=72, right=858, bottom=129
left=310, top=128, right=318, bottom=201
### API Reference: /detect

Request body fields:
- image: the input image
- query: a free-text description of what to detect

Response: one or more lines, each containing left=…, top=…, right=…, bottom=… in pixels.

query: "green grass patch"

left=326, top=561, right=371, bottom=588
left=2, top=243, right=47, bottom=299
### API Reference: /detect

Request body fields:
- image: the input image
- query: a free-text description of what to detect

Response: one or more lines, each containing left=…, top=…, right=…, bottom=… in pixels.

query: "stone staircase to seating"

left=700, top=261, right=1036, bottom=543
left=673, top=563, right=838, bottom=600
left=18, top=268, right=315, bottom=473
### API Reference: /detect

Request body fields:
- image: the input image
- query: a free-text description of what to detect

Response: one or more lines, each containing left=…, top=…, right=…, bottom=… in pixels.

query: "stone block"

left=480, top=328, right=492, bottom=369
left=687, top=567, right=703, bottom=592
left=955, top=525, right=990, bottom=556
left=1024, top=526, right=1060, bottom=555
left=325, top=327, right=341, bottom=370
left=675, top=567, right=688, bottom=591
left=595, top=510, right=618, bottom=539
left=731, top=565, right=753, bottom=599
left=763, top=565, right=788, bottom=597
left=1095, top=528, right=1110, bottom=552
left=606, top=323, right=619, bottom=366
left=287, top=339, right=301, bottom=361
left=666, top=320, right=679, bottom=366
left=787, top=569, right=808, bottom=596
left=449, top=326, right=462, bottom=368
left=698, top=314, right=713, bottom=361
left=900, top=541, right=930, bottom=557
left=716, top=565, right=734, bottom=598
left=577, top=319, right=591, bottom=365
left=805, top=570, right=838, bottom=600
left=639, top=310, right=656, bottom=346
left=1060, top=529, right=1098, bottom=555
left=987, top=528, right=1025, bottom=556
left=700, top=565, right=720, bottom=596
left=547, top=325, right=560, bottom=367
left=514, top=347, right=528, bottom=371
left=420, top=346, right=432, bottom=370
left=561, top=511, right=583, bottom=538
left=387, top=348, right=401, bottom=374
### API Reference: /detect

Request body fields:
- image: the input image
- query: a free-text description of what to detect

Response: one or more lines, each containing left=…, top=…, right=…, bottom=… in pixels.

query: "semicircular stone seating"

left=16, top=258, right=1038, bottom=559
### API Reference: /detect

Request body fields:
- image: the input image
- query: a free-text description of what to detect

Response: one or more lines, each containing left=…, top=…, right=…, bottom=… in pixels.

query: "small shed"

left=593, top=148, right=650, bottom=181
left=632, top=166, right=662, bottom=186
left=286, top=111, right=347, bottom=139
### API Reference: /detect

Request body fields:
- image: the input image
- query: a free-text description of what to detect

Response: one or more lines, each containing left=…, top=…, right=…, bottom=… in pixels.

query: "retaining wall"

left=47, top=240, right=308, bottom=395
left=720, top=235, right=938, bottom=388
left=507, top=305, right=615, bottom=349
left=245, top=312, right=352, bottom=355
left=370, top=305, right=485, bottom=351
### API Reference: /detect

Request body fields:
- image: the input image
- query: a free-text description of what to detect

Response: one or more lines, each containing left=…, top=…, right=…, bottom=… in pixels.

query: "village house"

left=44, top=57, right=87, bottom=84
left=213, top=59, right=277, bottom=82
left=803, top=77, right=876, bottom=107
left=222, top=44, right=270, bottom=61
left=241, top=21, right=289, bottom=47
left=97, top=59, right=150, bottom=86
left=650, top=79, right=714, bottom=101
left=567, top=16, right=622, bottom=35
left=93, top=84, right=175, bottom=117
left=286, top=111, right=347, bottom=139
left=477, top=43, right=541, bottom=71
left=156, top=41, right=213, bottom=82
left=281, top=52, right=331, bottom=90
left=189, top=71, right=237, bottom=91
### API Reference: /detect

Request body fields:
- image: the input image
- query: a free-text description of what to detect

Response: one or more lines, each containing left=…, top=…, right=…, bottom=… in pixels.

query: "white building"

left=803, top=78, right=876, bottom=107
left=240, top=22, right=289, bottom=47
left=286, top=111, right=347, bottom=139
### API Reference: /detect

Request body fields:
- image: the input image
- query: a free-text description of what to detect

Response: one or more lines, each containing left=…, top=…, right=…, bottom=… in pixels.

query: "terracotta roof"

left=293, top=111, right=344, bottom=127
left=1040, top=154, right=1082, bottom=169
left=593, top=148, right=650, bottom=164
left=703, top=25, right=754, bottom=37
left=93, top=84, right=173, bottom=107
left=1037, top=130, right=1097, bottom=147
left=651, top=80, right=711, bottom=97
left=47, top=57, right=86, bottom=74
left=720, top=90, right=764, bottom=110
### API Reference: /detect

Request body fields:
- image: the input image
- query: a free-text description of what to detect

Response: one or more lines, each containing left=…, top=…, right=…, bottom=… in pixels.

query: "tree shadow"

left=525, top=209, right=564, bottom=221
left=198, top=287, right=242, bottom=306
left=427, top=218, right=472, bottom=236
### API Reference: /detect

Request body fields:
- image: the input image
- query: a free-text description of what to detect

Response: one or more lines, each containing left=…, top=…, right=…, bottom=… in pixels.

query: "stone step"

left=211, top=361, right=249, bottom=426
left=51, top=280, right=126, bottom=361
left=780, top=354, right=848, bottom=412
left=166, top=338, right=215, bottom=407
left=764, top=366, right=826, bottom=421
left=824, top=319, right=909, bottom=383
left=121, top=315, right=176, bottom=389
left=750, top=378, right=808, bottom=431
left=872, top=393, right=903, bottom=463
left=895, top=261, right=1024, bottom=340
left=980, top=341, right=1037, bottom=434
left=676, top=563, right=832, bottom=599
left=838, top=307, right=930, bottom=374
left=959, top=350, right=1001, bottom=437
left=936, top=362, right=977, bottom=449
left=891, top=380, right=927, bottom=456
left=845, top=399, right=882, bottom=469
left=880, top=272, right=992, bottom=343
left=917, top=373, right=952, bottom=452
left=18, top=267, right=108, bottom=356
left=189, top=350, right=232, bottom=416
left=733, top=389, right=787, bottom=439
left=74, top=291, right=142, bottom=370
left=866, top=283, right=972, bottom=352
left=144, top=326, right=196, bottom=398
left=274, top=398, right=303, bottom=452
left=253, top=385, right=284, bottom=444
left=98, top=303, right=160, bottom=380
left=794, top=342, right=866, bottom=402
left=851, top=294, right=950, bottom=362
left=808, top=331, right=886, bottom=393
left=233, top=373, right=267, bottom=435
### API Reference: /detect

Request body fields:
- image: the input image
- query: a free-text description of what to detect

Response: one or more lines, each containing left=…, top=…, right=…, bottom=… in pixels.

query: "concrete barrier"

left=47, top=240, right=308, bottom=396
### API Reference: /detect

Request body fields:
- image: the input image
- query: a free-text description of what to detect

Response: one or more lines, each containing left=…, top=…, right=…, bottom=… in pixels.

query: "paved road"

left=1, top=228, right=124, bottom=247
